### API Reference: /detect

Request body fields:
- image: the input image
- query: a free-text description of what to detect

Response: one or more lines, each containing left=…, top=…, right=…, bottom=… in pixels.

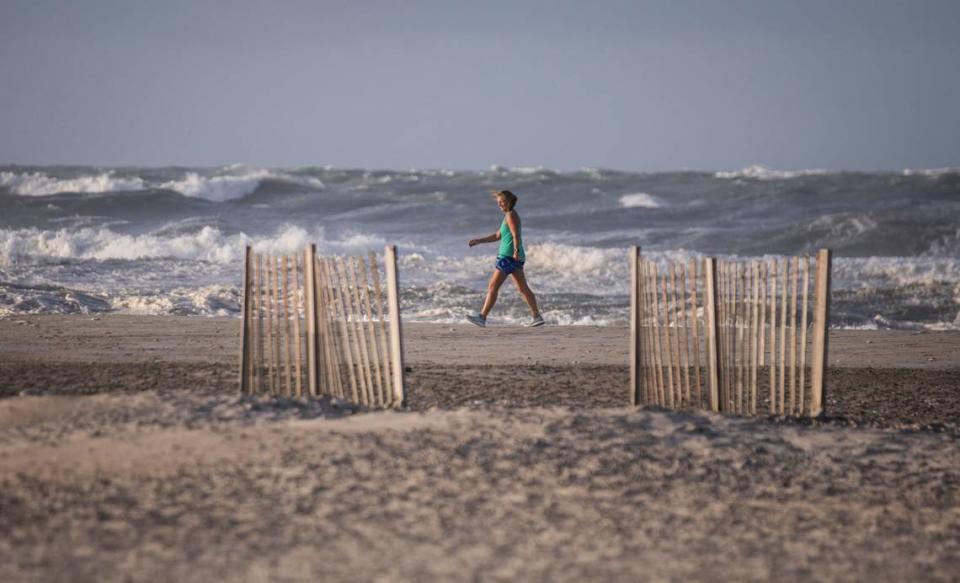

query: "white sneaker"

left=466, top=313, right=487, bottom=328
left=525, top=315, right=545, bottom=327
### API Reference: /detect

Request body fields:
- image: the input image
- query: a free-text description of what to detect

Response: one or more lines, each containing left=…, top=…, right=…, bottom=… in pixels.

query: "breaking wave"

left=1, top=164, right=956, bottom=327
left=0, top=170, right=146, bottom=195
left=619, top=193, right=664, bottom=209
left=714, top=165, right=832, bottom=180
left=0, top=167, right=325, bottom=201
left=0, top=224, right=385, bottom=266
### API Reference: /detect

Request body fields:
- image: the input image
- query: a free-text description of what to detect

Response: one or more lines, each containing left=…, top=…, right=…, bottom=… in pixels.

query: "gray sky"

left=2, top=0, right=959, bottom=171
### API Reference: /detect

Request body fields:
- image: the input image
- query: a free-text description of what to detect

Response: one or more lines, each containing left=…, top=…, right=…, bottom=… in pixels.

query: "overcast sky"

left=1, top=0, right=959, bottom=171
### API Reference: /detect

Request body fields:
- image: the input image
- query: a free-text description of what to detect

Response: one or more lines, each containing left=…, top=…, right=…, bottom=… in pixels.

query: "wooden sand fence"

left=238, top=244, right=405, bottom=407
left=629, top=248, right=832, bottom=417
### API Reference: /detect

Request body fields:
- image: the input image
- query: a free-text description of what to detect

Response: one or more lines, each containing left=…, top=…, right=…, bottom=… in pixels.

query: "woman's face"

left=496, top=196, right=508, bottom=212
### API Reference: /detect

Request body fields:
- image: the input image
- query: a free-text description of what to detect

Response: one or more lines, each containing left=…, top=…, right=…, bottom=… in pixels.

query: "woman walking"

left=466, top=190, right=544, bottom=327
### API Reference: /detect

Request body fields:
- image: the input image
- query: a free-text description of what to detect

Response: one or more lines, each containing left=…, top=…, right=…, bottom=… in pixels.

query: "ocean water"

left=1, top=164, right=958, bottom=329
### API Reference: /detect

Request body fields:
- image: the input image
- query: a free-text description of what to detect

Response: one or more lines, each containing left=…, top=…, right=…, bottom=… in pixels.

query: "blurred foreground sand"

left=0, top=316, right=958, bottom=581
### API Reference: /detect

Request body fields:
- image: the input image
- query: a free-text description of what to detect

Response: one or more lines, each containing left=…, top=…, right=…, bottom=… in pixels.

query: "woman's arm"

left=505, top=211, right=522, bottom=259
left=468, top=230, right=501, bottom=247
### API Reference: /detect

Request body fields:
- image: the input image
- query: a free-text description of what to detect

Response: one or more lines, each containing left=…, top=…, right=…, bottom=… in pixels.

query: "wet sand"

left=0, top=315, right=959, bottom=581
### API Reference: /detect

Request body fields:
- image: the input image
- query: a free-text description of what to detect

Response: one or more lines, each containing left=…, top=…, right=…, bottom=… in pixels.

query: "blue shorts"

left=495, top=256, right=525, bottom=275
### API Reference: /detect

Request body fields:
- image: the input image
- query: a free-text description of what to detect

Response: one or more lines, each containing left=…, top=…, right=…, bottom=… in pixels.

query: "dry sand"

left=1, top=315, right=959, bottom=581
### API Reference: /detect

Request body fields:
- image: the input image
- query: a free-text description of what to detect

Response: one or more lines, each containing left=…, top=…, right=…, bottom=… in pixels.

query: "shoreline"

left=1, top=314, right=958, bottom=428
left=2, top=314, right=958, bottom=368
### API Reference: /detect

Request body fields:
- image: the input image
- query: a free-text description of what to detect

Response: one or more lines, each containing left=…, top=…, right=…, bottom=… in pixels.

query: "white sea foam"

left=0, top=167, right=325, bottom=201
left=109, top=285, right=241, bottom=316
left=157, top=168, right=325, bottom=201
left=619, top=193, right=664, bottom=209
left=158, top=171, right=268, bottom=202
left=924, top=228, right=960, bottom=257
left=0, top=171, right=146, bottom=196
left=0, top=224, right=386, bottom=266
left=901, top=167, right=959, bottom=177
left=832, top=256, right=960, bottom=290
left=715, top=165, right=831, bottom=180
left=486, top=165, right=557, bottom=175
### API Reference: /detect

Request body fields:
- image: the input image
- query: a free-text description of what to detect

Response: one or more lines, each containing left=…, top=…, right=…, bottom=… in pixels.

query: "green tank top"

left=497, top=215, right=524, bottom=260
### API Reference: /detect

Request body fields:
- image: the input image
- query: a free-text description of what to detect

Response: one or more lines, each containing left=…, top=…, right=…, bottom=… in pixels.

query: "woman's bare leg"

left=511, top=269, right=541, bottom=317
left=480, top=269, right=509, bottom=317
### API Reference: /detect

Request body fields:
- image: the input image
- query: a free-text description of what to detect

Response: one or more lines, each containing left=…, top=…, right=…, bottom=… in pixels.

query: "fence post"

left=384, top=245, right=406, bottom=407
left=704, top=257, right=720, bottom=412
left=239, top=245, right=252, bottom=393
left=304, top=244, right=318, bottom=396
left=810, top=248, right=832, bottom=417
left=629, top=246, right=640, bottom=406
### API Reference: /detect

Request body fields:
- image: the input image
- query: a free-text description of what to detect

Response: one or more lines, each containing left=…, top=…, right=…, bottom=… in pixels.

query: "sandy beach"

left=1, top=315, right=959, bottom=581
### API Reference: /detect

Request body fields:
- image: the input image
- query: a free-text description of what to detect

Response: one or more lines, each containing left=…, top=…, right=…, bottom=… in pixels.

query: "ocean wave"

left=157, top=171, right=269, bottom=202
left=0, top=224, right=386, bottom=266
left=0, top=281, right=240, bottom=317
left=619, top=193, right=664, bottom=209
left=109, top=284, right=241, bottom=316
left=924, top=229, right=960, bottom=257
left=901, top=167, right=959, bottom=177
left=0, top=167, right=325, bottom=201
left=0, top=282, right=112, bottom=317
left=0, top=170, right=146, bottom=196
left=715, top=165, right=832, bottom=180
left=486, top=165, right=558, bottom=176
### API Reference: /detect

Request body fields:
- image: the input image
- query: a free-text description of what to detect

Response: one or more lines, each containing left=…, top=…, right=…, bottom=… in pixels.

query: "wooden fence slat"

left=673, top=262, right=693, bottom=407
left=725, top=261, right=735, bottom=412
left=317, top=258, right=344, bottom=398
left=660, top=269, right=676, bottom=407
left=292, top=255, right=304, bottom=396
left=331, top=256, right=359, bottom=402
left=270, top=256, right=280, bottom=394
left=630, top=247, right=640, bottom=406
left=740, top=264, right=747, bottom=413
left=327, top=258, right=360, bottom=403
left=281, top=256, right=292, bottom=396
left=344, top=257, right=375, bottom=405
left=342, top=257, right=372, bottom=405
left=384, top=245, right=406, bottom=407
left=717, top=259, right=730, bottom=412
left=758, top=260, right=767, bottom=368
left=368, top=251, right=395, bottom=405
left=688, top=259, right=703, bottom=408
left=750, top=261, right=760, bottom=415
left=704, top=257, right=720, bottom=412
left=768, top=259, right=777, bottom=414
left=338, top=257, right=371, bottom=405
left=667, top=264, right=682, bottom=406
left=635, top=255, right=647, bottom=405
left=779, top=257, right=788, bottom=415
left=258, top=255, right=267, bottom=394
left=239, top=246, right=253, bottom=393
left=798, top=255, right=811, bottom=415
left=810, top=249, right=832, bottom=417
left=357, top=257, right=386, bottom=406
left=642, top=260, right=658, bottom=405
left=352, top=257, right=380, bottom=405
left=265, top=256, right=275, bottom=393
left=726, top=262, right=734, bottom=412
left=733, top=262, right=746, bottom=414
left=651, top=263, right=667, bottom=406
left=263, top=255, right=272, bottom=394
left=304, top=246, right=318, bottom=396
left=252, top=252, right=262, bottom=394
left=788, top=256, right=799, bottom=414
left=648, top=263, right=665, bottom=405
